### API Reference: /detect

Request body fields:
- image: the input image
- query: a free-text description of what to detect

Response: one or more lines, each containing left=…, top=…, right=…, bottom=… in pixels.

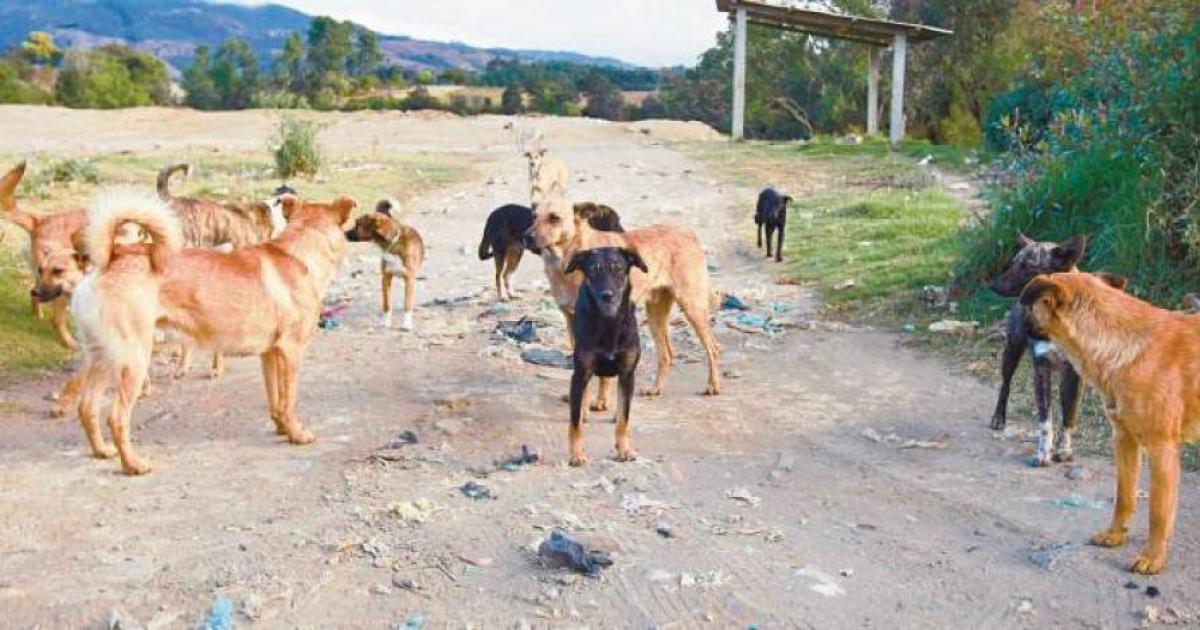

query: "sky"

left=221, top=0, right=730, bottom=67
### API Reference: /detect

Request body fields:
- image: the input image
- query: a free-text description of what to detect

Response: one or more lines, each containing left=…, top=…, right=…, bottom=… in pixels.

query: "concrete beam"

left=867, top=47, right=880, bottom=136
left=732, top=6, right=747, bottom=140
left=889, top=32, right=907, bottom=149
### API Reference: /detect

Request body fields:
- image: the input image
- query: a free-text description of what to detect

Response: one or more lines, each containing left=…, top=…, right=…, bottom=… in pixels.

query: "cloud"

left=215, top=0, right=728, bottom=67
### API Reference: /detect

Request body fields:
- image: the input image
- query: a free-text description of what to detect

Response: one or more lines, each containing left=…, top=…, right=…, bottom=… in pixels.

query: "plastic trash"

left=202, top=596, right=233, bottom=630
left=537, top=530, right=613, bottom=577
left=498, top=445, right=540, bottom=471
left=496, top=317, right=539, bottom=343
left=520, top=348, right=572, bottom=369
left=460, top=481, right=495, bottom=501
left=720, top=293, right=750, bottom=311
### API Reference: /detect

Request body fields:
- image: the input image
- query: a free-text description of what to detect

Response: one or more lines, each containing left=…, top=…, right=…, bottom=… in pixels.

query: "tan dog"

left=0, top=161, right=87, bottom=350
left=525, top=147, right=568, bottom=207
left=1022, top=272, right=1199, bottom=574
left=344, top=199, right=426, bottom=330
left=70, top=191, right=353, bottom=475
left=526, top=200, right=720, bottom=400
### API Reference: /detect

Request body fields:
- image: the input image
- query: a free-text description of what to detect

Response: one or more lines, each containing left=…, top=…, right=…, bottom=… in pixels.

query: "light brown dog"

left=525, top=148, right=568, bottom=207
left=70, top=190, right=353, bottom=475
left=0, top=161, right=87, bottom=350
left=1022, top=272, right=1200, bottom=574
left=344, top=199, right=426, bottom=330
left=526, top=200, right=721, bottom=401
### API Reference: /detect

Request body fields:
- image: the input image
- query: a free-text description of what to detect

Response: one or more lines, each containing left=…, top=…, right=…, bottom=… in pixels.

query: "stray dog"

left=525, top=149, right=568, bottom=206
left=344, top=199, right=426, bottom=330
left=525, top=200, right=721, bottom=398
left=564, top=247, right=647, bottom=466
left=754, top=187, right=792, bottom=262
left=988, top=234, right=1087, bottom=466
left=70, top=190, right=353, bottom=475
left=478, top=203, right=533, bottom=301
left=0, top=161, right=88, bottom=349
left=1021, top=271, right=1199, bottom=574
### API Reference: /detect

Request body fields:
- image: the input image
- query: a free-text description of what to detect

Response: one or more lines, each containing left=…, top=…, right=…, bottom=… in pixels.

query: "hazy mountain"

left=0, top=0, right=638, bottom=73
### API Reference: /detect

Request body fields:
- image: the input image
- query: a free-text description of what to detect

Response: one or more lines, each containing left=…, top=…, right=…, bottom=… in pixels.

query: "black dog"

left=564, top=246, right=647, bottom=466
left=479, top=203, right=535, bottom=301
left=755, top=187, right=792, bottom=262
left=988, top=234, right=1087, bottom=466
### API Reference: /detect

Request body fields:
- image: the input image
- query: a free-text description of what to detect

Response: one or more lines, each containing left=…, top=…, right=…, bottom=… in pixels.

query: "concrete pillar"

left=867, top=47, right=880, bottom=136
left=732, top=6, right=747, bottom=140
left=889, top=33, right=907, bottom=149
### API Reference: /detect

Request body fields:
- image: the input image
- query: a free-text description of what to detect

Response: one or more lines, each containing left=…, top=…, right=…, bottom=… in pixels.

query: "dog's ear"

left=1052, top=235, right=1086, bottom=267
left=564, top=251, right=588, bottom=275
left=783, top=195, right=793, bottom=205
left=572, top=202, right=593, bottom=218
left=1019, top=275, right=1065, bottom=311
left=277, top=194, right=301, bottom=220
left=332, top=195, right=357, bottom=225
left=1016, top=232, right=1035, bottom=249
left=1093, top=271, right=1128, bottom=291
left=375, top=199, right=394, bottom=217
left=623, top=248, right=649, bottom=274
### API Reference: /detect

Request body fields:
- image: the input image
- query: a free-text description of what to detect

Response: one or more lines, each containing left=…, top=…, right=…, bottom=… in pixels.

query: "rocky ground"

left=0, top=109, right=1196, bottom=628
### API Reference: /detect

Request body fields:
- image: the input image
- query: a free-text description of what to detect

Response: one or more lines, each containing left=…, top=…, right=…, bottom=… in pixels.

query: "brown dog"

left=524, top=200, right=720, bottom=400
left=1022, top=272, right=1199, bottom=574
left=70, top=190, right=353, bottom=475
left=344, top=199, right=426, bottom=330
left=0, top=161, right=88, bottom=350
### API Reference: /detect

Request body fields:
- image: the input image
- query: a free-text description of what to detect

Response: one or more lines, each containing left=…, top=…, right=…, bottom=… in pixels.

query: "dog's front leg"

left=401, top=270, right=416, bottom=331
left=1055, top=365, right=1084, bottom=461
left=276, top=348, right=315, bottom=445
left=775, top=220, right=784, bottom=263
left=989, top=313, right=1027, bottom=429
left=764, top=224, right=774, bottom=259
left=613, top=370, right=637, bottom=462
left=568, top=368, right=591, bottom=466
left=209, top=353, right=225, bottom=380
left=51, top=368, right=86, bottom=418
left=260, top=351, right=285, bottom=435
left=1131, top=442, right=1180, bottom=575
left=51, top=297, right=79, bottom=350
left=756, top=221, right=763, bottom=249
left=1031, top=353, right=1055, bottom=466
left=380, top=272, right=394, bottom=327
left=1092, top=428, right=1140, bottom=549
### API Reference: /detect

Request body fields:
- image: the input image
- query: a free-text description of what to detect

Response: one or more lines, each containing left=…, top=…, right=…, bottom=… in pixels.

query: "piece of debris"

left=457, top=554, right=494, bottom=567
left=839, top=569, right=854, bottom=578
left=497, top=445, right=540, bottom=471
left=372, top=584, right=392, bottom=595
left=656, top=522, right=674, bottom=538
left=928, top=319, right=978, bottom=335
left=386, top=430, right=419, bottom=448
left=725, top=487, right=762, bottom=507
left=400, top=613, right=426, bottom=630
left=1146, top=586, right=1161, bottom=599
left=460, top=481, right=496, bottom=501
left=537, top=530, right=612, bottom=577
left=861, top=428, right=948, bottom=450
left=764, top=529, right=785, bottom=543
left=387, top=499, right=443, bottom=525
left=318, top=304, right=348, bottom=330
left=1016, top=599, right=1035, bottom=616
left=920, top=284, right=950, bottom=308
left=621, top=494, right=671, bottom=515
left=434, top=397, right=471, bottom=412
left=834, top=279, right=857, bottom=291
left=496, top=317, right=539, bottom=343
left=202, top=596, right=233, bottom=630
left=720, top=293, right=751, bottom=311
left=1051, top=494, right=1107, bottom=510
left=1125, top=580, right=1141, bottom=590
left=794, top=565, right=846, bottom=597
left=1029, top=542, right=1076, bottom=571
left=521, top=347, right=573, bottom=369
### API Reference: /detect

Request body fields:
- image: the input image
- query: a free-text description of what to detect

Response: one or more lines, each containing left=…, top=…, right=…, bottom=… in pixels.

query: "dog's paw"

left=379, top=313, right=393, bottom=328
left=400, top=312, right=414, bottom=331
left=121, top=458, right=153, bottom=475
left=988, top=414, right=1007, bottom=431
left=702, top=385, right=720, bottom=396
left=589, top=399, right=609, bottom=413
left=1130, top=551, right=1167, bottom=575
left=569, top=452, right=589, bottom=467
left=1052, top=450, right=1074, bottom=463
left=49, top=406, right=67, bottom=419
left=208, top=368, right=223, bottom=380
left=640, top=387, right=662, bottom=397
left=288, top=429, right=316, bottom=445
left=1028, top=454, right=1052, bottom=468
left=91, top=445, right=117, bottom=459
left=1090, top=528, right=1128, bottom=548
left=615, top=447, right=638, bottom=462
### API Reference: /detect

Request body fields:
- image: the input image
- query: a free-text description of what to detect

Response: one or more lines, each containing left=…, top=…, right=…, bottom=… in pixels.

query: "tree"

left=20, top=31, right=61, bottom=66
left=275, top=32, right=306, bottom=92
left=307, top=16, right=353, bottom=77
left=500, top=83, right=523, bottom=114
left=349, top=27, right=382, bottom=78
left=182, top=45, right=220, bottom=109
left=54, top=47, right=168, bottom=109
left=211, top=38, right=260, bottom=109
left=581, top=71, right=625, bottom=121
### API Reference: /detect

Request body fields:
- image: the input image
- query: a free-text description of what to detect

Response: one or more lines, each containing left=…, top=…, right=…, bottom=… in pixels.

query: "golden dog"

left=344, top=199, right=426, bottom=330
left=70, top=190, right=353, bottom=475
left=1022, top=272, right=1199, bottom=574
left=526, top=200, right=720, bottom=401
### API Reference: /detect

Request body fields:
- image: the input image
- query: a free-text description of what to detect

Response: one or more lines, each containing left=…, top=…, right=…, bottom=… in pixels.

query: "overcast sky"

left=220, top=0, right=729, bottom=67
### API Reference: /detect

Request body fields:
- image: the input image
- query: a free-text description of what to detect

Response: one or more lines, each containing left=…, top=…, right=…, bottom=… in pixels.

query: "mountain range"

left=0, top=0, right=638, bottom=74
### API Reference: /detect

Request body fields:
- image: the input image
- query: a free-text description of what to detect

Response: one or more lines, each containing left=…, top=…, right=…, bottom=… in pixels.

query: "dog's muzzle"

left=522, top=230, right=542, bottom=255
left=31, top=285, right=63, bottom=302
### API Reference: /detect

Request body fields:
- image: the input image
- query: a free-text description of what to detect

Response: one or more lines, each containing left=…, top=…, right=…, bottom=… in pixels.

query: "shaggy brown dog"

left=70, top=190, right=353, bottom=475
left=525, top=200, right=720, bottom=400
left=1022, top=272, right=1200, bottom=574
left=344, top=201, right=426, bottom=330
left=0, top=161, right=87, bottom=349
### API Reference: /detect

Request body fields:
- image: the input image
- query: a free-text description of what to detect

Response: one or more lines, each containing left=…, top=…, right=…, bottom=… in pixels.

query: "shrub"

left=272, top=116, right=324, bottom=178
left=18, top=159, right=101, bottom=197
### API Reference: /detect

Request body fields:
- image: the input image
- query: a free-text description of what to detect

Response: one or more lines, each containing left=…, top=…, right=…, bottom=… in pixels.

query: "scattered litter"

left=839, top=569, right=854, bottom=578
left=387, top=499, right=444, bottom=525
left=202, top=596, right=233, bottom=630
left=834, top=279, right=856, bottom=291
left=794, top=565, right=846, bottom=597
left=387, top=430, right=419, bottom=448
left=460, top=481, right=496, bottom=501
left=1146, top=586, right=1161, bottom=598
left=537, top=530, right=612, bottom=577
left=656, top=522, right=674, bottom=538
left=764, top=529, right=785, bottom=543
left=521, top=347, right=573, bottom=369
left=486, top=302, right=514, bottom=315
left=921, top=285, right=950, bottom=308
left=917, top=154, right=934, bottom=166
left=720, top=293, right=751, bottom=311
left=372, top=584, right=392, bottom=595
left=496, top=317, right=539, bottom=344
left=400, top=613, right=426, bottom=630
left=434, top=397, right=471, bottom=412
left=1016, top=599, right=1035, bottom=616
left=725, top=487, right=761, bottom=507
left=861, top=428, right=948, bottom=449
left=1051, top=494, right=1107, bottom=510
left=497, top=445, right=540, bottom=471
left=726, top=313, right=782, bottom=335
left=928, top=319, right=978, bottom=335
left=1029, top=542, right=1076, bottom=571
left=621, top=494, right=672, bottom=515
left=457, top=554, right=494, bottom=567
left=645, top=569, right=674, bottom=583
left=319, top=305, right=348, bottom=330
left=1125, top=580, right=1141, bottom=590
left=680, top=570, right=727, bottom=589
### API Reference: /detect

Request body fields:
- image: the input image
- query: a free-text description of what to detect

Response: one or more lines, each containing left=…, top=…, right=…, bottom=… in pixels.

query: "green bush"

left=55, top=46, right=169, bottom=109
left=18, top=159, right=101, bottom=197
left=272, top=117, right=324, bottom=178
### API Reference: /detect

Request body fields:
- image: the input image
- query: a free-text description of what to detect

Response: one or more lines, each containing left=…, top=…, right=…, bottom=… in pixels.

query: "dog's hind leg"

left=756, top=221, right=763, bottom=249
left=641, top=291, right=674, bottom=396
left=493, top=254, right=506, bottom=301
left=775, top=220, right=784, bottom=263
left=613, top=370, right=637, bottom=462
left=503, top=246, right=523, bottom=299
left=76, top=363, right=116, bottom=459
left=1031, top=353, right=1055, bottom=467
left=174, top=339, right=194, bottom=379
left=275, top=347, right=315, bottom=445
left=401, top=269, right=416, bottom=331
left=109, top=360, right=152, bottom=475
left=1054, top=365, right=1084, bottom=462
left=989, top=311, right=1027, bottom=430
left=260, top=351, right=285, bottom=435
left=1133, top=441, right=1180, bottom=575
left=380, top=271, right=394, bottom=327
left=209, top=353, right=225, bottom=380
left=1092, top=428, right=1140, bottom=549
left=764, top=225, right=775, bottom=259
left=52, top=367, right=86, bottom=418
left=677, top=294, right=721, bottom=396
left=568, top=368, right=591, bottom=466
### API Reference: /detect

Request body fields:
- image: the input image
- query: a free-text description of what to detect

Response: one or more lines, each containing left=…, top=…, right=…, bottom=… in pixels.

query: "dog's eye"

left=51, top=268, right=64, bottom=276
left=548, top=214, right=561, bottom=224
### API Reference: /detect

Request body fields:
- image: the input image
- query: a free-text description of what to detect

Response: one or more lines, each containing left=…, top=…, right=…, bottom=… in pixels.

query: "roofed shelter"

left=714, top=0, right=952, bottom=147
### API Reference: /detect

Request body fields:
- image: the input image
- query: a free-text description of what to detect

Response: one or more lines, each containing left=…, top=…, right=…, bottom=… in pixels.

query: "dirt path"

left=0, top=112, right=1197, bottom=628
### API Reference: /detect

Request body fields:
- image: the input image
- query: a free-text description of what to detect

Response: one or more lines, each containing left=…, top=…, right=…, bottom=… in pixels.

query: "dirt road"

left=0, top=111, right=1196, bottom=628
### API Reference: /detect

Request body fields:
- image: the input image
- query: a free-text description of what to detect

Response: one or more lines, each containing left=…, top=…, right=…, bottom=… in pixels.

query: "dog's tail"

left=156, top=163, right=191, bottom=201
left=86, top=188, right=182, bottom=273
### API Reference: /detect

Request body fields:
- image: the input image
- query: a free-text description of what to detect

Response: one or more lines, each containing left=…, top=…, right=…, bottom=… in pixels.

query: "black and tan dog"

left=478, top=203, right=534, bottom=302
left=988, top=233, right=1088, bottom=466
left=564, top=246, right=647, bottom=466
left=754, top=187, right=791, bottom=262
left=345, top=199, right=426, bottom=330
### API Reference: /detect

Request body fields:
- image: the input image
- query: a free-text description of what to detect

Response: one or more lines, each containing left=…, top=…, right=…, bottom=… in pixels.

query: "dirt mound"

left=624, top=119, right=724, bottom=141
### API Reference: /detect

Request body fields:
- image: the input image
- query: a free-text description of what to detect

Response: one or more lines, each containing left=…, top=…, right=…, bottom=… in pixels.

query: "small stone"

left=1124, top=580, right=1140, bottom=590
left=371, top=584, right=391, bottom=595
left=839, top=569, right=854, bottom=578
left=392, top=574, right=418, bottom=590
left=1016, top=599, right=1035, bottom=616
left=655, top=522, right=674, bottom=538
left=1146, top=585, right=1161, bottom=598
